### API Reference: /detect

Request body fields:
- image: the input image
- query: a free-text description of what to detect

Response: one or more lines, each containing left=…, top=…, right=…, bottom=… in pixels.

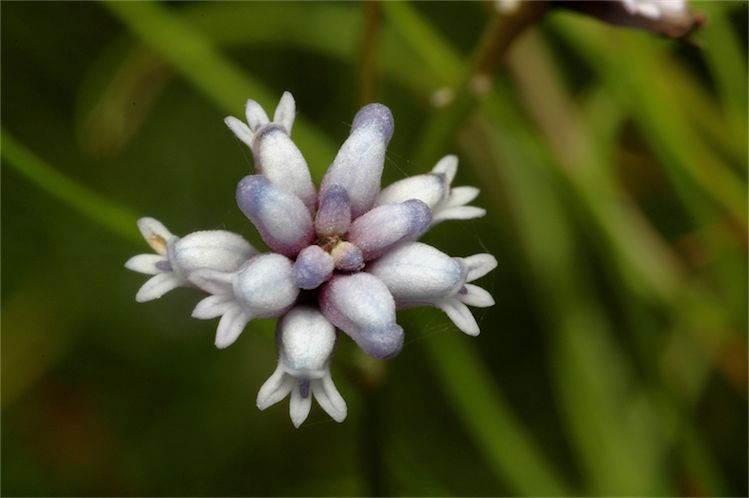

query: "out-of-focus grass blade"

left=668, top=59, right=746, bottom=165
left=378, top=4, right=578, bottom=494
left=380, top=1, right=463, bottom=86
left=380, top=4, right=684, bottom=494
left=698, top=1, right=748, bottom=143
left=1, top=130, right=139, bottom=242
left=506, top=31, right=683, bottom=304
left=424, top=333, right=572, bottom=496
left=382, top=3, right=672, bottom=493
left=80, top=2, right=439, bottom=158
left=181, top=2, right=438, bottom=95
left=502, top=30, right=735, bottom=493
left=549, top=14, right=747, bottom=229
left=104, top=1, right=336, bottom=173
left=470, top=103, right=673, bottom=494
left=1, top=274, right=80, bottom=407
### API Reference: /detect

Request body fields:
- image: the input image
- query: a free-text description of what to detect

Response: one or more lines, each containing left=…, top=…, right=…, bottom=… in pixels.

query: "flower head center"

left=317, top=234, right=342, bottom=253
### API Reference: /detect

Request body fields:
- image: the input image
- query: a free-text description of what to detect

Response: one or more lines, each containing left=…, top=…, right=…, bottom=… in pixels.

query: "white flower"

left=190, top=253, right=299, bottom=348
left=367, top=242, right=497, bottom=336
left=256, top=307, right=347, bottom=427
left=375, top=155, right=486, bottom=225
left=127, top=92, right=498, bottom=427
left=125, top=217, right=255, bottom=302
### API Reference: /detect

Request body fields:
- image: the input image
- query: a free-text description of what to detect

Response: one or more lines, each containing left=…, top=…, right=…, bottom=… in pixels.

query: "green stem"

left=1, top=130, right=140, bottom=243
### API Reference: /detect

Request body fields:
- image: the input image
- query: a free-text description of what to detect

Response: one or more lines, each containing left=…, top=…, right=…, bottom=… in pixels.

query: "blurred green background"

left=2, top=1, right=747, bottom=496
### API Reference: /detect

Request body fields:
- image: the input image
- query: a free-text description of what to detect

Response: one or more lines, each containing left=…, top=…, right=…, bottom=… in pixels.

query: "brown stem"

left=359, top=1, right=383, bottom=107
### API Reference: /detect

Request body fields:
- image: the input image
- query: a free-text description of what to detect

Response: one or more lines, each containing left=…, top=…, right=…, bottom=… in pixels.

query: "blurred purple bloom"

left=126, top=93, right=497, bottom=427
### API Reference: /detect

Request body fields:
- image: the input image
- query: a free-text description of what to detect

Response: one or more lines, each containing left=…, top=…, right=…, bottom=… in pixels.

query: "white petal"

left=125, top=254, right=166, bottom=275
left=433, top=205, right=486, bottom=223
left=375, top=174, right=446, bottom=209
left=137, top=217, right=173, bottom=255
left=234, top=254, right=299, bottom=318
left=464, top=254, right=498, bottom=282
left=366, top=242, right=465, bottom=306
left=438, top=299, right=480, bottom=336
left=192, top=294, right=233, bottom=319
left=311, top=374, right=347, bottom=423
left=224, top=116, right=253, bottom=147
left=188, top=268, right=234, bottom=295
left=278, top=307, right=336, bottom=373
left=135, top=273, right=181, bottom=302
left=431, top=154, right=458, bottom=184
left=245, top=99, right=270, bottom=132
left=257, top=364, right=294, bottom=410
left=444, top=186, right=479, bottom=208
left=290, top=385, right=313, bottom=428
left=252, top=126, right=316, bottom=211
left=457, top=284, right=495, bottom=308
left=273, top=91, right=296, bottom=134
left=215, top=306, right=251, bottom=348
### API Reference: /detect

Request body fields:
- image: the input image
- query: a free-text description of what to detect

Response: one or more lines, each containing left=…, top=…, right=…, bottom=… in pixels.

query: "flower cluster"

left=126, top=93, right=496, bottom=427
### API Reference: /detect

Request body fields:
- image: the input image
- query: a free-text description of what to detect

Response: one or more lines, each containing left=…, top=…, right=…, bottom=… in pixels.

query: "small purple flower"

left=126, top=93, right=497, bottom=427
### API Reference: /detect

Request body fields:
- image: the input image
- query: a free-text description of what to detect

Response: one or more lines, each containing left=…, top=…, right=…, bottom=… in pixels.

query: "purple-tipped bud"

left=293, top=245, right=334, bottom=290
left=351, top=103, right=394, bottom=143
left=252, top=125, right=316, bottom=212
left=320, top=273, right=404, bottom=359
left=330, top=241, right=364, bottom=271
left=320, top=104, right=394, bottom=219
left=315, top=185, right=351, bottom=237
left=346, top=199, right=432, bottom=261
left=236, top=175, right=315, bottom=257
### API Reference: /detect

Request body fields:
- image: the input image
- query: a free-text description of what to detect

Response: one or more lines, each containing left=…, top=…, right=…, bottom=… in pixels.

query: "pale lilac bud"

left=320, top=273, right=403, bottom=359
left=236, top=175, right=314, bottom=257
left=293, top=245, right=334, bottom=290
left=321, top=104, right=394, bottom=218
left=315, top=184, right=351, bottom=237
left=252, top=125, right=316, bottom=212
left=330, top=241, right=364, bottom=271
left=233, top=254, right=299, bottom=317
left=347, top=199, right=432, bottom=261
